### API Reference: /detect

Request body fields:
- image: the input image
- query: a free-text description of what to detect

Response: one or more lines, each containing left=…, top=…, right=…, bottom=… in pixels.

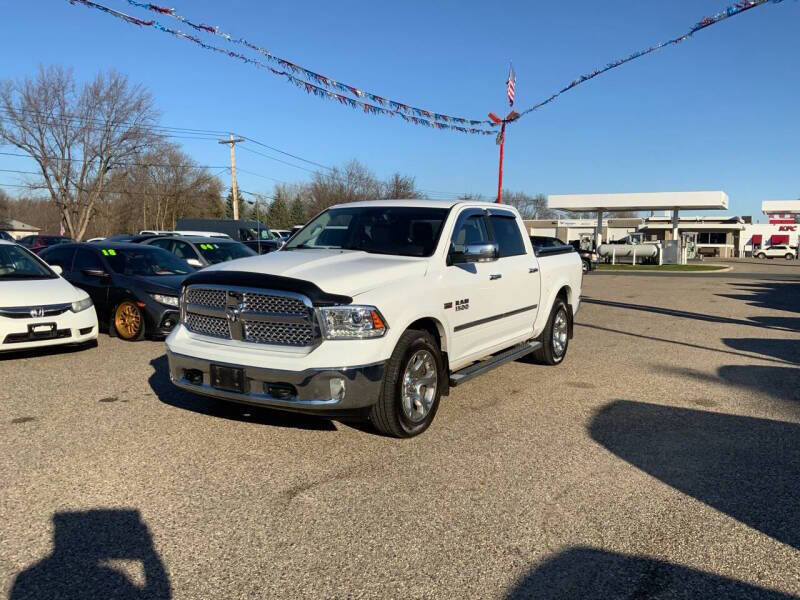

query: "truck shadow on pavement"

left=9, top=509, right=171, bottom=600
left=504, top=546, right=795, bottom=599
left=588, top=400, right=800, bottom=551
left=722, top=338, right=800, bottom=365
left=718, top=281, right=800, bottom=314
left=147, top=355, right=338, bottom=431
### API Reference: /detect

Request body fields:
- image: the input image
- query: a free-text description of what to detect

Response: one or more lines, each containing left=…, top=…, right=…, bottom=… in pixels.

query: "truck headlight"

left=70, top=296, right=93, bottom=313
left=319, top=306, right=388, bottom=340
left=150, top=293, right=180, bottom=308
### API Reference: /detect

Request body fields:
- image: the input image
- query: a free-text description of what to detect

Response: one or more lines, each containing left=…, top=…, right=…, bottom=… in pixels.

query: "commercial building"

left=527, top=204, right=800, bottom=259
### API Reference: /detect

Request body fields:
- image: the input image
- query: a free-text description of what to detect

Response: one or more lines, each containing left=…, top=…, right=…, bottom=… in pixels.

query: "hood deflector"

left=182, top=270, right=353, bottom=306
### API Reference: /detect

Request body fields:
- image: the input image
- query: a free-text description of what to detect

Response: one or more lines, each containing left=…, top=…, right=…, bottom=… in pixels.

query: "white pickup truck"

left=166, top=200, right=582, bottom=437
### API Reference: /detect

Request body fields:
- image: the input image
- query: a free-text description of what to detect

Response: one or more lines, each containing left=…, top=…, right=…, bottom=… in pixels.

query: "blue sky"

left=2, top=0, right=798, bottom=219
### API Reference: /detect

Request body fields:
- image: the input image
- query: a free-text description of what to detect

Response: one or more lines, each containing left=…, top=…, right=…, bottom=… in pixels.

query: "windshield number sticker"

left=101, top=249, right=117, bottom=256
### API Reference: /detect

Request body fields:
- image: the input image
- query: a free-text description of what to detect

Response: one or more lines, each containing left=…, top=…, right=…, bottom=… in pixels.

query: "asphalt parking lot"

left=2, top=260, right=799, bottom=599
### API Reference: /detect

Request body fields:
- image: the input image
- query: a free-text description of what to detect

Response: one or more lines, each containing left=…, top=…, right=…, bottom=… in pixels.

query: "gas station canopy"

left=547, top=191, right=729, bottom=212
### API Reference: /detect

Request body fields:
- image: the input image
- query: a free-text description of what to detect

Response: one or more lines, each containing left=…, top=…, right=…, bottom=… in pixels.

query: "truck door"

left=443, top=208, right=503, bottom=364
left=485, top=209, right=540, bottom=343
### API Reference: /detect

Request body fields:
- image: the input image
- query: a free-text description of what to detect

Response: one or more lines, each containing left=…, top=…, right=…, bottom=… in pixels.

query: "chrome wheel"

left=552, top=308, right=568, bottom=358
left=401, top=349, right=438, bottom=423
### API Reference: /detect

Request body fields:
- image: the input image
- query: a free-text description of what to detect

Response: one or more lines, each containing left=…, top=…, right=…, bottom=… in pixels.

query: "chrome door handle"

left=489, top=274, right=502, bottom=280
left=529, top=267, right=539, bottom=273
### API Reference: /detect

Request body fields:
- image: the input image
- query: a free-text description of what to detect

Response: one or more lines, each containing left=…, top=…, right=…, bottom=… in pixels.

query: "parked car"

left=40, top=242, right=194, bottom=341
left=0, top=231, right=14, bottom=242
left=569, top=240, right=599, bottom=273
left=17, top=235, right=72, bottom=254
left=166, top=200, right=583, bottom=437
left=0, top=241, right=98, bottom=353
left=142, top=236, right=256, bottom=268
left=755, top=245, right=797, bottom=260
left=175, top=218, right=279, bottom=243
left=92, top=234, right=168, bottom=244
left=270, top=229, right=291, bottom=239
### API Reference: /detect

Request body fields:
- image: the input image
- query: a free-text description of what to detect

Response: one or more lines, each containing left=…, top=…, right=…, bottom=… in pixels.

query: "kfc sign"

left=778, top=226, right=797, bottom=232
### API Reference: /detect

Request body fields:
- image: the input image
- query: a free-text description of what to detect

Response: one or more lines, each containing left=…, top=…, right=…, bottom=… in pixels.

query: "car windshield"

left=104, top=247, right=193, bottom=276
left=0, top=245, right=55, bottom=279
left=196, top=241, right=256, bottom=264
left=284, top=206, right=449, bottom=257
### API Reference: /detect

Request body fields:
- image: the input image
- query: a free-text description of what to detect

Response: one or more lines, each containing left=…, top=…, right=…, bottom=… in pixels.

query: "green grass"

left=596, top=264, right=727, bottom=272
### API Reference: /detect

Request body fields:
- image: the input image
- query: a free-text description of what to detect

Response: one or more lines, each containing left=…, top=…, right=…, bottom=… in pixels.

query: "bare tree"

left=0, top=189, right=9, bottom=220
left=502, top=190, right=555, bottom=219
left=308, top=160, right=382, bottom=214
left=0, top=66, right=161, bottom=240
left=104, top=144, right=223, bottom=235
left=382, top=173, right=420, bottom=199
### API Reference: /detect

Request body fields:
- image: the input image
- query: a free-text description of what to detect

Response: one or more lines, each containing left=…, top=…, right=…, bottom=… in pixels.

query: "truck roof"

left=331, top=199, right=517, bottom=212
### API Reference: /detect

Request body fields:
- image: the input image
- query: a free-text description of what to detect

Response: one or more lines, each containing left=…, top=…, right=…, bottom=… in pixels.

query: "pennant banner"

left=516, top=0, right=785, bottom=119
left=120, top=0, right=494, bottom=127
left=67, top=0, right=495, bottom=135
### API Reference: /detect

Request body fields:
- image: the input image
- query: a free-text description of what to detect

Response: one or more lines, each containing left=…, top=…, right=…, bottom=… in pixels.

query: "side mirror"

left=50, top=264, right=63, bottom=276
left=450, top=243, right=499, bottom=265
left=186, top=258, right=203, bottom=268
left=82, top=268, right=108, bottom=278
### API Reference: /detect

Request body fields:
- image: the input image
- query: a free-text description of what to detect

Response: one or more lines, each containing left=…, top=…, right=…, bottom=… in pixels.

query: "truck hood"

left=204, top=249, right=427, bottom=296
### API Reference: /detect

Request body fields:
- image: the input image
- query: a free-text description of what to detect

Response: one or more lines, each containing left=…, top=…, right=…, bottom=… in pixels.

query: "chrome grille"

left=183, top=285, right=317, bottom=347
left=185, top=313, right=230, bottom=339
left=243, top=320, right=315, bottom=346
left=186, top=288, right=225, bottom=308
left=242, top=292, right=307, bottom=315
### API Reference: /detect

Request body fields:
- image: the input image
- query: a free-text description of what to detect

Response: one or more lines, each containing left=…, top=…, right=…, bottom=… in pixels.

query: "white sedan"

left=0, top=240, right=98, bottom=353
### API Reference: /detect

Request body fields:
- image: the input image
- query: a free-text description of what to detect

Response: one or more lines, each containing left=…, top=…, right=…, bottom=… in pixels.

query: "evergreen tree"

left=224, top=188, right=248, bottom=220
left=267, top=189, right=291, bottom=229
left=289, top=197, right=307, bottom=226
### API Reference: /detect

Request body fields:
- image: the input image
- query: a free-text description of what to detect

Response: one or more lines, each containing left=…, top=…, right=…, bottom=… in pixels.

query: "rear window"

left=490, top=215, right=526, bottom=257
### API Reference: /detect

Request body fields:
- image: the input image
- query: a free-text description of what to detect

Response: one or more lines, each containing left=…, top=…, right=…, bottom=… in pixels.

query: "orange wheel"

left=114, top=300, right=144, bottom=341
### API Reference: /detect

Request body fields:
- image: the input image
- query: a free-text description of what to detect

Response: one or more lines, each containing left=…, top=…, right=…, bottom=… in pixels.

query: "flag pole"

left=496, top=122, right=506, bottom=204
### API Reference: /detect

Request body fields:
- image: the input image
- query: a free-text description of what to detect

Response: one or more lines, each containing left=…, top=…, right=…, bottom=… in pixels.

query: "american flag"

left=506, top=63, right=516, bottom=107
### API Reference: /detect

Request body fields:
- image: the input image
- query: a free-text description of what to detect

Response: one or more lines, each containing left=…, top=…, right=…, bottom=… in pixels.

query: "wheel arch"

left=406, top=316, right=450, bottom=396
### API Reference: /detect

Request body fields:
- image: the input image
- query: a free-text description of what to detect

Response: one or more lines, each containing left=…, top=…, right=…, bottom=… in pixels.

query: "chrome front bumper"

left=166, top=349, right=385, bottom=412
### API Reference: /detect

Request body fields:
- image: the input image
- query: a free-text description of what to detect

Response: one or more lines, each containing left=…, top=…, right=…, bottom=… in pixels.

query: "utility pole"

left=219, top=133, right=245, bottom=219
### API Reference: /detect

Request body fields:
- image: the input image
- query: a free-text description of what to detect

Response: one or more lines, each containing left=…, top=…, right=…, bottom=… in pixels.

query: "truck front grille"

left=185, top=313, right=230, bottom=339
left=183, top=286, right=317, bottom=347
left=243, top=320, right=315, bottom=346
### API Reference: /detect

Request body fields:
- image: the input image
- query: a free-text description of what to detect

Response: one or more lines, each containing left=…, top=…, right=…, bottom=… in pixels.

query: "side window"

left=172, top=241, right=196, bottom=259
left=149, top=238, right=171, bottom=250
left=489, top=215, right=526, bottom=258
left=42, top=246, right=76, bottom=271
left=73, top=248, right=105, bottom=272
left=451, top=214, right=489, bottom=252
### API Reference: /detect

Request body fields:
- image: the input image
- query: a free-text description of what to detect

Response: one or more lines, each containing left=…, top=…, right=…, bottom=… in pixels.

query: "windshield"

left=285, top=206, right=449, bottom=257
left=196, top=241, right=256, bottom=264
left=104, top=247, right=193, bottom=276
left=0, top=245, right=56, bottom=280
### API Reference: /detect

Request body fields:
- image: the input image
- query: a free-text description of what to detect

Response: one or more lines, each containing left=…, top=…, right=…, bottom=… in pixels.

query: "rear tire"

left=756, top=252, right=766, bottom=259
left=785, top=254, right=793, bottom=260
left=582, top=260, right=590, bottom=274
left=533, top=298, right=570, bottom=366
left=370, top=329, right=443, bottom=438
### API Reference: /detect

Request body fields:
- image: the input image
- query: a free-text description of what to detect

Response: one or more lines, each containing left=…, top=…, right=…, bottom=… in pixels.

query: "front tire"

left=785, top=254, right=793, bottom=260
left=582, top=260, right=590, bottom=274
left=370, top=329, right=443, bottom=438
left=756, top=253, right=766, bottom=259
left=533, top=298, right=570, bottom=365
left=113, top=300, right=145, bottom=341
